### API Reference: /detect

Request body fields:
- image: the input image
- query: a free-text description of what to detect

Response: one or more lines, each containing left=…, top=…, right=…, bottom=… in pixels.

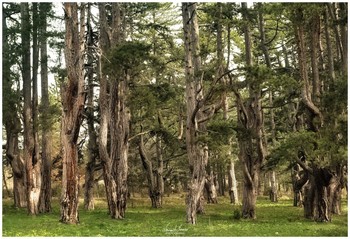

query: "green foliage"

left=105, top=41, right=151, bottom=72
left=207, top=119, right=236, bottom=148
left=267, top=131, right=317, bottom=168
left=2, top=196, right=348, bottom=236
left=233, top=207, right=241, bottom=220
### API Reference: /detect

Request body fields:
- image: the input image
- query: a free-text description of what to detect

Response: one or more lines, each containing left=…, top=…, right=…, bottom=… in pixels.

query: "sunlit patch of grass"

left=2, top=195, right=348, bottom=237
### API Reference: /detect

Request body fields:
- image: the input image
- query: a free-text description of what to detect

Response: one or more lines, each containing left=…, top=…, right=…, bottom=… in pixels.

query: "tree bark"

left=309, top=13, right=321, bottom=105
left=235, top=2, right=265, bottom=219
left=3, top=7, right=27, bottom=208
left=60, top=3, right=86, bottom=224
left=292, top=163, right=308, bottom=207
left=204, top=166, right=218, bottom=204
left=338, top=3, right=347, bottom=76
left=258, top=3, right=278, bottom=202
left=21, top=2, right=40, bottom=215
left=294, top=7, right=323, bottom=131
left=139, top=134, right=162, bottom=208
left=228, top=159, right=239, bottom=204
left=84, top=3, right=97, bottom=211
left=182, top=2, right=208, bottom=224
left=323, top=9, right=336, bottom=87
left=98, top=3, right=129, bottom=219
left=327, top=3, right=344, bottom=65
left=155, top=133, right=164, bottom=206
left=38, top=2, right=52, bottom=213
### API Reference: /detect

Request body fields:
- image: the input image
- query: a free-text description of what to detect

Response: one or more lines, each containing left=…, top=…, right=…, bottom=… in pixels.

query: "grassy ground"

left=2, top=194, right=348, bottom=237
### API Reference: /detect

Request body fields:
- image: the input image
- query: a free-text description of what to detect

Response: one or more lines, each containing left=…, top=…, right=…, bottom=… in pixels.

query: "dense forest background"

left=2, top=2, right=348, bottom=226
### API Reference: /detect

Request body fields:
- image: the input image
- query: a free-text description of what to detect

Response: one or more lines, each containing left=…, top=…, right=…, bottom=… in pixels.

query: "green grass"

left=2, top=195, right=348, bottom=237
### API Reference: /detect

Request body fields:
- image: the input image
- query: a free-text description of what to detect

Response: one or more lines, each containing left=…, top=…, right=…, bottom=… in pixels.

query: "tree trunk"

left=38, top=2, right=52, bottom=213
left=217, top=163, right=225, bottom=196
left=60, top=3, right=86, bottom=224
left=295, top=7, right=323, bottom=131
left=324, top=9, right=336, bottom=85
left=258, top=4, right=279, bottom=203
left=139, top=134, right=162, bottom=208
left=21, top=2, right=40, bottom=215
left=338, top=3, right=347, bottom=76
left=5, top=116, right=27, bottom=208
left=84, top=4, right=97, bottom=211
left=98, top=3, right=113, bottom=215
left=204, top=167, right=218, bottom=204
left=309, top=13, right=321, bottom=105
left=228, top=159, right=239, bottom=204
left=292, top=163, right=308, bottom=207
left=3, top=10, right=27, bottom=208
left=182, top=2, right=208, bottom=224
left=327, top=3, right=344, bottom=66
left=98, top=3, right=129, bottom=219
left=269, top=171, right=278, bottom=202
left=31, top=2, right=43, bottom=214
left=155, top=133, right=164, bottom=207
left=235, top=2, right=265, bottom=219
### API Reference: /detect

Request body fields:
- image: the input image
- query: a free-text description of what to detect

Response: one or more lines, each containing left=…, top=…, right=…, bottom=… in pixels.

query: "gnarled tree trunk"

left=98, top=3, right=129, bottom=219
left=234, top=2, right=265, bottom=219
left=139, top=134, right=162, bottom=208
left=3, top=9, right=27, bottom=208
left=182, top=2, right=208, bottom=224
left=60, top=3, right=86, bottom=224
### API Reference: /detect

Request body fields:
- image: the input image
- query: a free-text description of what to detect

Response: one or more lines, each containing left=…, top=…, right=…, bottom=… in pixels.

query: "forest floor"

left=2, top=194, right=348, bottom=237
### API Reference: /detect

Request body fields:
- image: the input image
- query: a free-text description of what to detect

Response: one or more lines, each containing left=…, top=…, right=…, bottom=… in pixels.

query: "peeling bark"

left=60, top=3, right=86, bottom=224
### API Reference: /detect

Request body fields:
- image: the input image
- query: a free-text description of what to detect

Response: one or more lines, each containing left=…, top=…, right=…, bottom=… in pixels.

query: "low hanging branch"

left=191, top=69, right=235, bottom=124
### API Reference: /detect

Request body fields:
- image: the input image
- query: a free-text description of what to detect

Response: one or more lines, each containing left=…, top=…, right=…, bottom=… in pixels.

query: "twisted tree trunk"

left=182, top=2, right=208, bottom=224
left=3, top=10, right=27, bottom=208
left=60, top=3, right=86, bottom=224
left=235, top=2, right=265, bottom=219
left=98, top=3, right=129, bottom=219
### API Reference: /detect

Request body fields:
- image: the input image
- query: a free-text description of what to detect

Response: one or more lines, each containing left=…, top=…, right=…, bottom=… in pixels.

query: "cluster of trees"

left=2, top=2, right=347, bottom=225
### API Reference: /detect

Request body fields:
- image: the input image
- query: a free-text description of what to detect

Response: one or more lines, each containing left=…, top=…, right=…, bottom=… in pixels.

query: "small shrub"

left=233, top=208, right=241, bottom=220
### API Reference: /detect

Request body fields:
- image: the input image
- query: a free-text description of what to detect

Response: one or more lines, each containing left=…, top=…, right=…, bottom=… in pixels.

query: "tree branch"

left=295, top=156, right=313, bottom=174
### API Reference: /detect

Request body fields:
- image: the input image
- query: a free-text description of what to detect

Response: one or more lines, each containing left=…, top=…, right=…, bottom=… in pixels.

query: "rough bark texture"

left=21, top=3, right=40, bottom=215
left=309, top=13, right=321, bottom=105
left=139, top=135, right=162, bottom=208
left=258, top=4, right=278, bottom=203
left=38, top=2, right=52, bottom=213
left=204, top=169, right=218, bottom=204
left=155, top=133, right=164, bottom=206
left=60, top=3, right=86, bottom=224
left=294, top=8, right=323, bottom=131
left=84, top=4, right=97, bottom=211
left=293, top=7, right=342, bottom=222
left=182, top=2, right=208, bottom=224
left=3, top=9, right=27, bottom=208
left=5, top=116, right=27, bottom=208
left=324, top=10, right=336, bottom=84
left=98, top=3, right=129, bottom=219
left=235, top=2, right=265, bottom=219
left=292, top=163, right=308, bottom=207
